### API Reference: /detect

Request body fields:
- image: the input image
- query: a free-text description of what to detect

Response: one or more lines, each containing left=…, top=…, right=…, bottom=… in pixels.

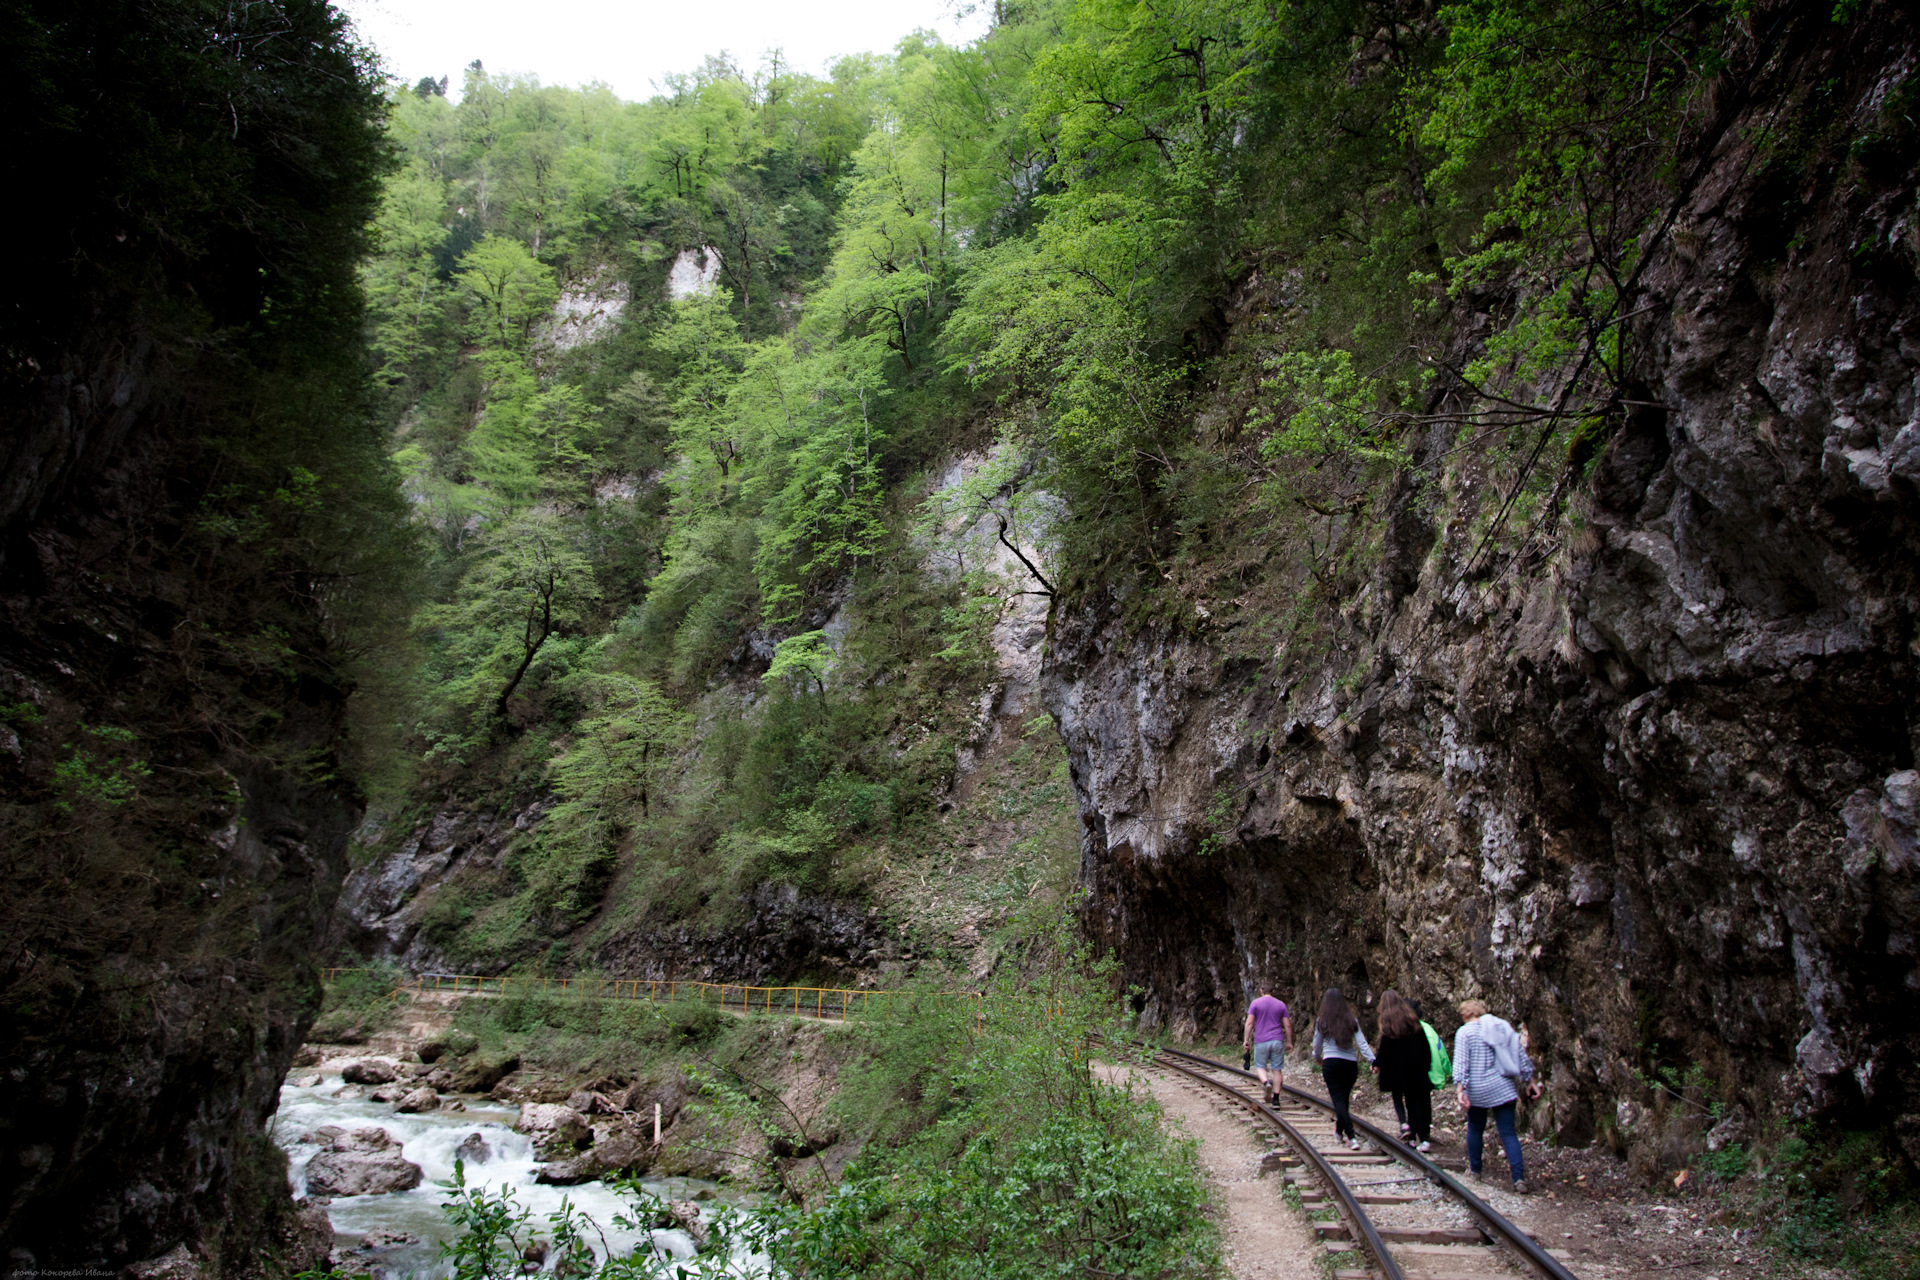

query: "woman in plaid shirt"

left=1451, top=998, right=1541, bottom=1194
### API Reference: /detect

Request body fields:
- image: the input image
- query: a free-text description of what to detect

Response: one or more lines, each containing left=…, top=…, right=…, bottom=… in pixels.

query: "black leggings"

left=1323, top=1058, right=1360, bottom=1139
left=1392, top=1088, right=1433, bottom=1143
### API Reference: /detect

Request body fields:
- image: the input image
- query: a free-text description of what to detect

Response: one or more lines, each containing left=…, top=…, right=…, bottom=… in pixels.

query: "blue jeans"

left=1466, top=1102, right=1524, bottom=1182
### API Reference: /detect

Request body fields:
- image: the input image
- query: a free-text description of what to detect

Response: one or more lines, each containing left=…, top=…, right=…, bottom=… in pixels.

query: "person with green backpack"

left=1414, top=998, right=1450, bottom=1152
left=1413, top=999, right=1452, bottom=1090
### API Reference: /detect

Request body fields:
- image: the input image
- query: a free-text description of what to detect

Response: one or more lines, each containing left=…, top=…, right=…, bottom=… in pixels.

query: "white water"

left=272, top=1075, right=765, bottom=1278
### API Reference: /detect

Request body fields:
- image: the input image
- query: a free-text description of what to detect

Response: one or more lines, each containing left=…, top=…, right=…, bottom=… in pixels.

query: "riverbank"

left=284, top=988, right=859, bottom=1275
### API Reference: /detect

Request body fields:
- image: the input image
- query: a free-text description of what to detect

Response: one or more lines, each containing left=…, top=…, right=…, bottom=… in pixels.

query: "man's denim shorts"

left=1253, top=1040, right=1286, bottom=1070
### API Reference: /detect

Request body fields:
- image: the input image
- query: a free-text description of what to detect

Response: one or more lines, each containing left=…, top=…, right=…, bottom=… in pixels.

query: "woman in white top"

left=1311, top=987, right=1376, bottom=1149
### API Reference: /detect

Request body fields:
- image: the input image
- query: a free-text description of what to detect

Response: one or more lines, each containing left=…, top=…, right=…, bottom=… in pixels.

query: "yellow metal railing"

left=325, top=969, right=982, bottom=1022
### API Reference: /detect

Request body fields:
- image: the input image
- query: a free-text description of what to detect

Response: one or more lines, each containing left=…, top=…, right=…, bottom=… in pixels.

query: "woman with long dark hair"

left=1311, top=987, right=1375, bottom=1149
left=1374, top=989, right=1433, bottom=1150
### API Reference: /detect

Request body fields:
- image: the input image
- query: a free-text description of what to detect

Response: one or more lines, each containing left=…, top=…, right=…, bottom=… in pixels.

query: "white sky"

left=340, top=0, right=992, bottom=102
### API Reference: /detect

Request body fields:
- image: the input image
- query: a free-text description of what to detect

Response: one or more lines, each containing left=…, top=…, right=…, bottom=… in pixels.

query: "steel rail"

left=1117, top=1043, right=1406, bottom=1280
left=1152, top=1042, right=1581, bottom=1280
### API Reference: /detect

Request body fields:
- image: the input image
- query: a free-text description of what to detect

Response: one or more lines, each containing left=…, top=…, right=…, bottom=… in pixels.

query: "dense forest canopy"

left=359, top=0, right=1769, bottom=971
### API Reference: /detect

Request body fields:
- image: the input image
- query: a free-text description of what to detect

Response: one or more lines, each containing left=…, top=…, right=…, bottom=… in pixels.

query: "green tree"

left=456, top=234, right=559, bottom=348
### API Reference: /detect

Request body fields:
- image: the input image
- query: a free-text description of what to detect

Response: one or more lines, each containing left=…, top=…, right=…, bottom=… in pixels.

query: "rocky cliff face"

left=1045, top=6, right=1920, bottom=1168
left=0, top=3, right=385, bottom=1271
left=0, top=432, right=361, bottom=1275
left=336, top=801, right=900, bottom=983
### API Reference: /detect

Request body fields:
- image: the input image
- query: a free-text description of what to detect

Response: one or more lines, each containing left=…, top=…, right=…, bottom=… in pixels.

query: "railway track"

left=1123, top=1042, right=1583, bottom=1280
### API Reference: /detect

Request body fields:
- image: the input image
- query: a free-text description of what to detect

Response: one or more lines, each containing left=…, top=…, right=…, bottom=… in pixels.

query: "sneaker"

left=1512, top=1179, right=1531, bottom=1195
left=1399, top=1125, right=1413, bottom=1139
left=1416, top=1140, right=1432, bottom=1153
left=1469, top=1168, right=1486, bottom=1183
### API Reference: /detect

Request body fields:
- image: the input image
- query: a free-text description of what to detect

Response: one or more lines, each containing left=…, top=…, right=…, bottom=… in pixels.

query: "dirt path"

left=1098, top=1061, right=1320, bottom=1280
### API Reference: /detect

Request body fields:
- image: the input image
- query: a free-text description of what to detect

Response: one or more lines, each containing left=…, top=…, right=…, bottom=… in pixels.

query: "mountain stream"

left=272, top=1073, right=762, bottom=1277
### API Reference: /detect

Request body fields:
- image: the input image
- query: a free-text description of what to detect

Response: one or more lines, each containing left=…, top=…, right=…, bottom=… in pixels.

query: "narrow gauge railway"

left=1125, top=1043, right=1583, bottom=1280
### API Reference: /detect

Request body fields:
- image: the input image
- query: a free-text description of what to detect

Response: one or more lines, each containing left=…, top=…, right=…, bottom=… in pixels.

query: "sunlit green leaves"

left=456, top=235, right=559, bottom=349
left=1254, top=350, right=1405, bottom=464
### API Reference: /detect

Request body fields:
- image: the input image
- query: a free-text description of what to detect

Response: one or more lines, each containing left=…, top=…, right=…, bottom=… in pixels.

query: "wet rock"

left=393, top=1086, right=439, bottom=1114
left=290, top=1073, right=323, bottom=1088
left=341, top=1059, right=400, bottom=1085
left=292, top=1046, right=322, bottom=1068
left=368, top=1088, right=401, bottom=1103
left=424, top=1068, right=456, bottom=1091
left=666, top=1201, right=709, bottom=1248
left=453, top=1132, right=492, bottom=1165
left=304, top=1127, right=423, bottom=1197
left=535, top=1123, right=651, bottom=1185
left=286, top=1199, right=335, bottom=1274
left=359, top=1228, right=418, bottom=1248
left=516, top=1103, right=590, bottom=1158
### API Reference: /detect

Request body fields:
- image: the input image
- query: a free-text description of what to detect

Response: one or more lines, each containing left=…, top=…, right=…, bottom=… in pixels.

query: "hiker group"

left=1241, top=982, right=1542, bottom=1195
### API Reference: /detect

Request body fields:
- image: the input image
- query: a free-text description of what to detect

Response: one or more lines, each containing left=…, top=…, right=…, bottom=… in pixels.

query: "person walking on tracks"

left=1311, top=988, right=1375, bottom=1150
left=1452, top=998, right=1540, bottom=1194
left=1374, top=989, right=1434, bottom=1151
left=1411, top=998, right=1452, bottom=1102
left=1242, top=980, right=1294, bottom=1104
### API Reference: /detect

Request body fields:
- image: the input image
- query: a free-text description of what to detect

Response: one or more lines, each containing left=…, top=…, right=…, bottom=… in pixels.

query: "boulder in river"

left=453, top=1131, right=492, bottom=1165
left=393, top=1086, right=439, bottom=1114
left=304, top=1126, right=423, bottom=1197
left=666, top=1200, right=708, bottom=1248
left=341, top=1059, right=400, bottom=1085
left=534, top=1122, right=651, bottom=1185
left=516, top=1102, right=591, bottom=1158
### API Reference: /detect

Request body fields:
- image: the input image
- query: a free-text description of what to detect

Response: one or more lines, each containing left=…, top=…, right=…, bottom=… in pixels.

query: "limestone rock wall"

left=1043, top=3, right=1920, bottom=1167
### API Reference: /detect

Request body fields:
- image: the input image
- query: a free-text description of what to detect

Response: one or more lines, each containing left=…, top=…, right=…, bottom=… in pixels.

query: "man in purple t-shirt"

left=1242, top=981, right=1293, bottom=1103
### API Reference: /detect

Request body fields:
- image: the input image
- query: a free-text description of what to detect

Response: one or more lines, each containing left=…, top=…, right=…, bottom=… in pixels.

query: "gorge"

left=2, top=0, right=1919, bottom=1276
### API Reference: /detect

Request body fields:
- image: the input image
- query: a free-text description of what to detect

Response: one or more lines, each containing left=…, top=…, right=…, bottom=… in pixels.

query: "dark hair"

left=1316, top=987, right=1359, bottom=1049
left=1378, top=989, right=1418, bottom=1039
left=1409, top=998, right=1425, bottom=1021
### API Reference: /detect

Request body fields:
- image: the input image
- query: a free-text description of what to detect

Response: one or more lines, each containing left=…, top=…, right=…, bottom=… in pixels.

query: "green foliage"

left=1758, top=1130, right=1920, bottom=1280
left=365, top=0, right=1794, bottom=987
left=368, top=939, right=1216, bottom=1280
left=50, top=725, right=152, bottom=812
left=763, top=631, right=833, bottom=696
left=1699, top=1142, right=1750, bottom=1180
left=1253, top=351, right=1405, bottom=465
